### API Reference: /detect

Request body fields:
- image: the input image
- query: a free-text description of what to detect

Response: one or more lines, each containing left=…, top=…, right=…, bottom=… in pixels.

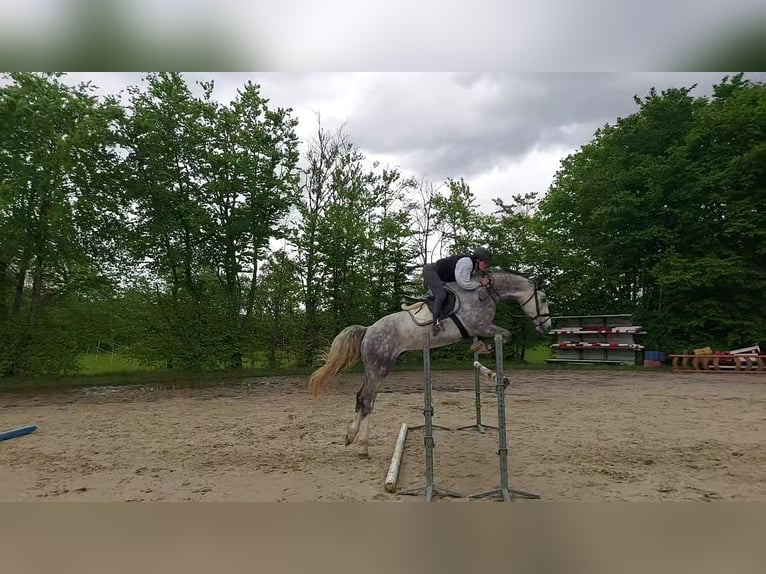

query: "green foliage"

left=523, top=344, right=552, bottom=365
left=0, top=72, right=125, bottom=376
left=79, top=352, right=149, bottom=375
left=253, top=250, right=303, bottom=368
left=537, top=74, right=766, bottom=352
left=431, top=177, right=483, bottom=254
left=291, top=121, right=420, bottom=363
left=121, top=73, right=300, bottom=370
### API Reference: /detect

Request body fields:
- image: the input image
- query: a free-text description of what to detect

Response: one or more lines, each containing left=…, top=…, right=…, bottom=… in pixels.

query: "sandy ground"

left=1, top=369, right=764, bottom=502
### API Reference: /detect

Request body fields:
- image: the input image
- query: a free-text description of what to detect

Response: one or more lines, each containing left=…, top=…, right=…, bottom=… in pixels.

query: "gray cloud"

left=344, top=73, right=749, bottom=182
left=51, top=72, right=761, bottom=201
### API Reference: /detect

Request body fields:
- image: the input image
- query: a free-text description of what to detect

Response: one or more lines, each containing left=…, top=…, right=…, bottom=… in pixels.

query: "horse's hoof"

left=470, top=341, right=492, bottom=354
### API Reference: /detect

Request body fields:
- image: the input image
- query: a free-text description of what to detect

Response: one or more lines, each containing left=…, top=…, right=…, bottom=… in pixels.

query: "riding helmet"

left=473, top=247, right=492, bottom=264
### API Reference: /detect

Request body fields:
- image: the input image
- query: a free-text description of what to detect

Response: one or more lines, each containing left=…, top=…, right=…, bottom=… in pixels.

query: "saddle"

left=400, top=285, right=469, bottom=339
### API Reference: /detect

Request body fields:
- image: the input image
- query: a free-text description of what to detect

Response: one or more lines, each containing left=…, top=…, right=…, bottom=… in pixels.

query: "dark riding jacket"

left=434, top=254, right=472, bottom=282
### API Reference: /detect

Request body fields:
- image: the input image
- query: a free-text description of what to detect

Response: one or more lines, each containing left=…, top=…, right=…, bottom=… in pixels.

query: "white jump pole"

left=473, top=360, right=510, bottom=387
left=385, top=423, right=409, bottom=493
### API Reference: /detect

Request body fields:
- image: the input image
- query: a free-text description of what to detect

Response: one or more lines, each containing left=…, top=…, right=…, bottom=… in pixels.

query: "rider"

left=423, top=247, right=493, bottom=335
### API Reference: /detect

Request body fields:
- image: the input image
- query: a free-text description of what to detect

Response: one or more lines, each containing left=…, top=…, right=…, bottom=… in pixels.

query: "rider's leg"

left=423, top=264, right=446, bottom=334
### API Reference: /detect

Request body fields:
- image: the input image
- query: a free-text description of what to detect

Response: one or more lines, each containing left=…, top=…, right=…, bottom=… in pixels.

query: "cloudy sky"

left=62, top=72, right=758, bottom=212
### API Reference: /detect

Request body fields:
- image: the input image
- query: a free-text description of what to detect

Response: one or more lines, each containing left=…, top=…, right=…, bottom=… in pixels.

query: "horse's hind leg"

left=344, top=325, right=399, bottom=456
left=356, top=422, right=372, bottom=457
left=345, top=375, right=379, bottom=457
left=345, top=361, right=391, bottom=457
left=345, top=389, right=365, bottom=447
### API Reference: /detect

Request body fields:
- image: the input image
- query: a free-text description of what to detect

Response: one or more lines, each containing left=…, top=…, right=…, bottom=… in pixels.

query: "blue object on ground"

left=0, top=425, right=38, bottom=442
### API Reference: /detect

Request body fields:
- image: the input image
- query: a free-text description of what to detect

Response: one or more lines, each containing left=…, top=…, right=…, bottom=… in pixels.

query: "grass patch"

left=79, top=353, right=152, bottom=375
left=523, top=344, right=552, bottom=364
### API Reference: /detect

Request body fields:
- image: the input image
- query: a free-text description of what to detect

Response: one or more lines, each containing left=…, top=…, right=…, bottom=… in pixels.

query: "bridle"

left=520, top=283, right=550, bottom=325
left=479, top=270, right=550, bottom=324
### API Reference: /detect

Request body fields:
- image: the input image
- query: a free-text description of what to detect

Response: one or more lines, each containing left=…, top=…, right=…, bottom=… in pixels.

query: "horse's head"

left=484, top=270, right=551, bottom=334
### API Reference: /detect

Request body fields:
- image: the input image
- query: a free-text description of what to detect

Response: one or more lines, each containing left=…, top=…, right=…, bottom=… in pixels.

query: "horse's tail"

left=309, top=325, right=368, bottom=398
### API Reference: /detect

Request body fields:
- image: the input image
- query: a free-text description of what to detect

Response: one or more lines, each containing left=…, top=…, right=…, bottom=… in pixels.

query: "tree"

left=536, top=75, right=766, bottom=351
left=122, top=73, right=300, bottom=369
left=198, top=80, right=299, bottom=367
left=291, top=120, right=348, bottom=364
left=0, top=72, right=124, bottom=375
left=253, top=250, right=303, bottom=368
left=649, top=74, right=766, bottom=349
left=411, top=179, right=440, bottom=267
left=487, top=192, right=546, bottom=360
left=365, top=167, right=419, bottom=318
left=122, top=73, right=214, bottom=369
left=292, top=119, right=423, bottom=364
left=316, top=143, right=377, bottom=334
left=431, top=177, right=483, bottom=255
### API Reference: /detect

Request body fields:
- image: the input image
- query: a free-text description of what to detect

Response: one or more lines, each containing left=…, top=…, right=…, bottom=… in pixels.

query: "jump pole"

left=384, top=423, right=408, bottom=493
left=0, top=425, right=38, bottom=442
left=469, top=334, right=541, bottom=502
left=400, top=332, right=462, bottom=502
left=457, top=336, right=498, bottom=433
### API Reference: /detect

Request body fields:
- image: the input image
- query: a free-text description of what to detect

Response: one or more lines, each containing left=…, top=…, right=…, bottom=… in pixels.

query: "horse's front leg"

left=489, top=324, right=512, bottom=339
left=469, top=324, right=511, bottom=354
left=474, top=324, right=511, bottom=339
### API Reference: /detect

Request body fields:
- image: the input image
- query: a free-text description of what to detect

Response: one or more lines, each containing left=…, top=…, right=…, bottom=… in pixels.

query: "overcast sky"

left=62, top=72, right=758, bottom=212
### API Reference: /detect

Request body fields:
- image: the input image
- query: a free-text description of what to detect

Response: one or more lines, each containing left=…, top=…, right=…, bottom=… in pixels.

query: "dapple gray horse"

left=309, top=269, right=551, bottom=456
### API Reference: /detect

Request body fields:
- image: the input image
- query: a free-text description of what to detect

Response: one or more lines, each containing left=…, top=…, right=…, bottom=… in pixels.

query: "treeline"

left=1, top=72, right=763, bottom=376
left=537, top=75, right=766, bottom=352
